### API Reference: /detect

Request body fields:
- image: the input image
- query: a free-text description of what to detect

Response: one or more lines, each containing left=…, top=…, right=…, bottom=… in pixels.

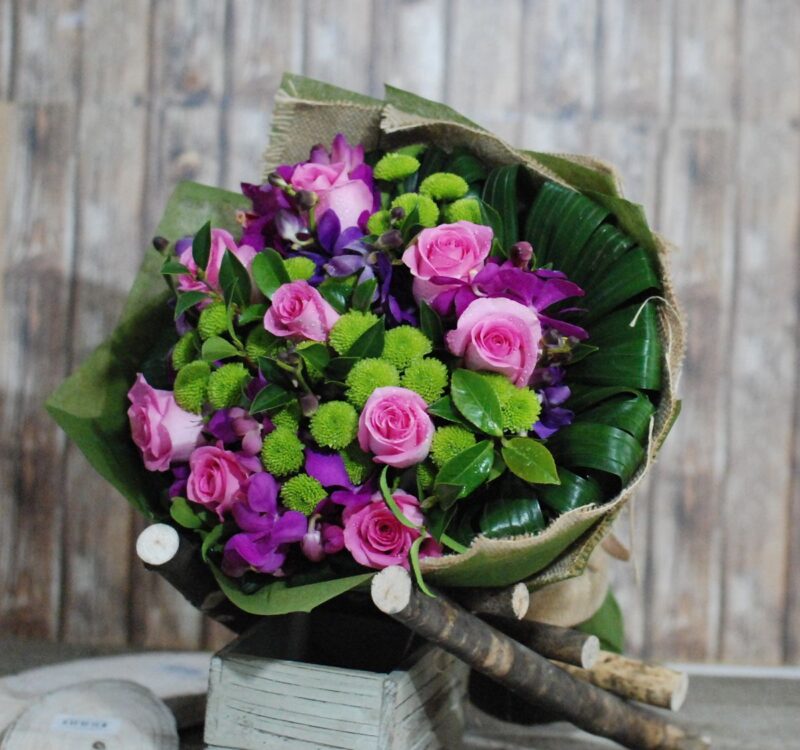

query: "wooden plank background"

left=0, top=0, right=797, bottom=664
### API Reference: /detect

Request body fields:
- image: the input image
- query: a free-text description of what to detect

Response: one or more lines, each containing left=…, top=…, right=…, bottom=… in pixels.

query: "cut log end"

left=510, top=583, right=530, bottom=620
left=136, top=524, right=180, bottom=567
left=371, top=566, right=412, bottom=615
left=670, top=672, right=690, bottom=712
left=581, top=635, right=601, bottom=670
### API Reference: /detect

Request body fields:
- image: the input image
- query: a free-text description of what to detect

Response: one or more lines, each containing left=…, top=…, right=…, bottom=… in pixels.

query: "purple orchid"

left=221, top=472, right=307, bottom=577
left=533, top=366, right=574, bottom=439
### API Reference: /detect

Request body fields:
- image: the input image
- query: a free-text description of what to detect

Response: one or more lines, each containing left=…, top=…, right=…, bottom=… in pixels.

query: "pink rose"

left=446, top=297, right=542, bottom=387
left=343, top=491, right=442, bottom=570
left=263, top=280, right=340, bottom=342
left=177, top=228, right=258, bottom=301
left=127, top=374, right=203, bottom=472
left=186, top=443, right=253, bottom=519
left=401, top=221, right=493, bottom=304
left=291, top=140, right=374, bottom=230
left=358, top=386, right=434, bottom=468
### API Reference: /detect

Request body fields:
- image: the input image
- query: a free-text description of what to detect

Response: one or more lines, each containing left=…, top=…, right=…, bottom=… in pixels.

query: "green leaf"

left=201, top=336, right=240, bottom=362
left=501, top=438, right=560, bottom=485
left=450, top=369, right=503, bottom=437
left=538, top=468, right=604, bottom=514
left=325, top=356, right=359, bottom=382
left=575, top=393, right=655, bottom=443
left=160, top=259, right=189, bottom=275
left=577, top=590, right=624, bottom=653
left=479, top=479, right=546, bottom=539
left=351, top=277, right=377, bottom=311
left=478, top=200, right=506, bottom=253
left=297, top=343, right=330, bottom=373
left=238, top=303, right=268, bottom=326
left=258, top=356, right=294, bottom=389
left=524, top=181, right=609, bottom=272
left=346, top=317, right=385, bottom=358
left=379, top=466, right=419, bottom=529
left=191, top=221, right=211, bottom=269
left=565, top=384, right=641, bottom=413
left=174, top=291, right=209, bottom=319
left=410, top=535, right=435, bottom=597
left=211, top=563, right=373, bottom=616
left=427, top=395, right=473, bottom=428
left=416, top=144, right=450, bottom=182
left=318, top=276, right=353, bottom=313
left=567, top=303, right=662, bottom=390
left=170, top=498, right=203, bottom=530
left=569, top=224, right=637, bottom=288
left=434, top=440, right=495, bottom=506
left=201, top=523, right=225, bottom=562
left=419, top=301, right=443, bottom=347
left=482, top=164, right=520, bottom=248
left=219, top=249, right=252, bottom=308
left=446, top=151, right=488, bottom=184
left=250, top=383, right=295, bottom=414
left=488, top=450, right=506, bottom=482
left=547, top=422, right=645, bottom=484
left=251, top=249, right=290, bottom=299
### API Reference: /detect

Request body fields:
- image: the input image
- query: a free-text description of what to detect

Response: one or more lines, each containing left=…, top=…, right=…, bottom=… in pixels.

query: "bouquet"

left=48, top=75, right=683, bottom=629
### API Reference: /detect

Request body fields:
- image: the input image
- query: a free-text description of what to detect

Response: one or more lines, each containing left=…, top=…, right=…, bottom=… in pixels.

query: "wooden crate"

left=204, top=612, right=467, bottom=750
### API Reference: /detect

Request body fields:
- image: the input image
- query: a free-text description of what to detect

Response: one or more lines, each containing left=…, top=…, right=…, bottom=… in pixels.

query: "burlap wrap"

left=263, top=77, right=684, bottom=626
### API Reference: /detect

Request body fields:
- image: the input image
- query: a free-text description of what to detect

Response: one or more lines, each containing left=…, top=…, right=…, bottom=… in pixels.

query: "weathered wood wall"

left=0, top=0, right=797, bottom=664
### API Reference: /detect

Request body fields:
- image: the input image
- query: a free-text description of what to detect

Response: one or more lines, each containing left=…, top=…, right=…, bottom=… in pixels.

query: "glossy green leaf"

left=160, top=259, right=189, bottom=275
left=427, top=395, right=473, bottom=428
left=577, top=590, right=624, bottom=654
left=568, top=224, right=637, bottom=288
left=191, top=221, right=211, bottom=269
left=410, top=535, right=435, bottom=596
left=238, top=303, right=268, bottom=326
left=250, top=384, right=295, bottom=414
left=478, top=200, right=505, bottom=253
left=174, top=291, right=209, bottom=319
left=251, top=249, right=289, bottom=299
left=419, top=301, right=443, bottom=347
left=201, top=523, right=225, bottom=562
left=170, top=498, right=204, bottom=530
left=416, top=144, right=449, bottom=182
left=566, top=384, right=642, bottom=413
left=547, top=423, right=645, bottom=484
left=219, top=249, right=251, bottom=308
left=524, top=181, right=609, bottom=271
left=297, top=343, right=330, bottom=372
left=201, top=336, right=240, bottom=362
left=346, top=317, right=385, bottom=358
left=257, top=356, right=294, bottom=389
left=501, top=437, right=560, bottom=485
left=450, top=369, right=503, bottom=437
left=538, top=468, right=604, bottom=514
left=482, top=164, right=520, bottom=248
left=351, top=277, right=377, bottom=311
left=575, top=393, right=655, bottom=443
left=567, top=303, right=662, bottom=390
left=325, top=356, right=359, bottom=382
left=318, top=276, right=353, bottom=313
left=434, top=440, right=495, bottom=505
left=446, top=151, right=488, bottom=183
left=480, top=479, right=546, bottom=539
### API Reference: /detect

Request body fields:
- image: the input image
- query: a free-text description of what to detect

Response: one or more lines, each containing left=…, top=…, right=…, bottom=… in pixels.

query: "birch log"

left=371, top=567, right=708, bottom=750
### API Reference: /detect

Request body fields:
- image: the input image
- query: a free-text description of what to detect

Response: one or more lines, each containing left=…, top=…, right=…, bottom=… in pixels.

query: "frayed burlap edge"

left=262, top=85, right=686, bottom=613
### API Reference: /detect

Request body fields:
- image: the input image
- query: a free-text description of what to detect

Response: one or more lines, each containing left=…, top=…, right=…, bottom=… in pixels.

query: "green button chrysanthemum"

left=391, top=193, right=439, bottom=227
left=284, top=256, right=316, bottom=281
left=280, top=474, right=327, bottom=515
left=171, top=331, right=199, bottom=371
left=443, top=197, right=482, bottom=224
left=382, top=326, right=433, bottom=370
left=329, top=310, right=380, bottom=355
left=261, top=426, right=304, bottom=477
left=373, top=152, right=421, bottom=182
left=310, top=401, right=358, bottom=450
left=173, top=360, right=211, bottom=414
left=245, top=327, right=280, bottom=361
left=419, top=172, right=469, bottom=201
left=207, top=363, right=249, bottom=409
left=197, top=302, right=229, bottom=340
left=339, top=444, right=373, bottom=486
left=401, top=357, right=448, bottom=403
left=345, top=358, right=400, bottom=408
left=366, top=210, right=392, bottom=236
left=430, top=425, right=477, bottom=467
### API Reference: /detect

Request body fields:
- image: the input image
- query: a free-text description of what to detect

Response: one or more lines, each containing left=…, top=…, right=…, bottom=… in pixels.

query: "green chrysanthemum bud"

left=401, top=357, right=449, bottom=404
left=271, top=404, right=300, bottom=432
left=382, top=326, right=433, bottom=370
left=430, top=426, right=477, bottom=467
left=284, top=256, right=316, bottom=281
left=310, top=401, right=358, bottom=450
left=443, top=197, right=482, bottom=224
left=197, top=302, right=229, bottom=340
left=207, top=363, right=249, bottom=409
left=261, top=425, right=304, bottom=477
left=416, top=461, right=435, bottom=490
left=173, top=360, right=211, bottom=414
left=345, top=358, right=400, bottom=408
left=340, top=445, right=373, bottom=486
left=245, top=327, right=279, bottom=361
left=172, top=331, right=199, bottom=371
left=373, top=152, right=421, bottom=182
left=501, top=387, right=542, bottom=433
left=391, top=193, right=439, bottom=228
left=280, top=473, right=327, bottom=515
left=329, top=310, right=379, bottom=355
left=419, top=172, right=469, bottom=201
left=366, top=210, right=392, bottom=236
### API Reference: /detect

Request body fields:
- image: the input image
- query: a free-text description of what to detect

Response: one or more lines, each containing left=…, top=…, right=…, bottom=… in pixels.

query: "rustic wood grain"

left=0, top=0, right=799, bottom=665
